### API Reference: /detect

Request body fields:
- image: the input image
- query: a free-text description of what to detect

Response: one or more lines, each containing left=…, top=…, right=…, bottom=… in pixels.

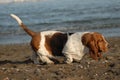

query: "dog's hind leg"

left=31, top=51, right=40, bottom=64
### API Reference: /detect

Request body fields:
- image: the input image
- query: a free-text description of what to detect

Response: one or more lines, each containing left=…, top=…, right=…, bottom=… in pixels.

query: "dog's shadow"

left=0, top=59, right=33, bottom=65
left=0, top=58, right=64, bottom=65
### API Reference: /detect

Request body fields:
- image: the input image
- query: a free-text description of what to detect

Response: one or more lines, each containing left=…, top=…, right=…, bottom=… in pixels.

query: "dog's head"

left=82, top=32, right=108, bottom=60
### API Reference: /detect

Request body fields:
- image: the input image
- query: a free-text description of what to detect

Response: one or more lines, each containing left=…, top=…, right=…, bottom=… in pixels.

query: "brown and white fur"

left=62, top=32, right=108, bottom=64
left=10, top=14, right=73, bottom=64
left=11, top=14, right=108, bottom=64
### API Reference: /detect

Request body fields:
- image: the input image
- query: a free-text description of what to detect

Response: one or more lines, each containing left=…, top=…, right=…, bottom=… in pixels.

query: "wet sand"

left=0, top=37, right=120, bottom=80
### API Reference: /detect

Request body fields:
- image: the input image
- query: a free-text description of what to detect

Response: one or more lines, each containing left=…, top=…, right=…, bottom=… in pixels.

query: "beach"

left=0, top=37, right=120, bottom=80
left=0, top=0, right=120, bottom=80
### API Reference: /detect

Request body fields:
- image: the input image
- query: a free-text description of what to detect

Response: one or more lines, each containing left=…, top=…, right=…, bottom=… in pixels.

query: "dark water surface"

left=0, top=0, right=120, bottom=44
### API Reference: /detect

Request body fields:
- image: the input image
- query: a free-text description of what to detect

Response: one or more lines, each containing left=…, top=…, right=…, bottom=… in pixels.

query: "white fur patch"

left=62, top=32, right=89, bottom=63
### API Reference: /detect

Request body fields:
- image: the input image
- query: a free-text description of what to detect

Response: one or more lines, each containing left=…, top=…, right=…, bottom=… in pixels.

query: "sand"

left=0, top=37, right=120, bottom=80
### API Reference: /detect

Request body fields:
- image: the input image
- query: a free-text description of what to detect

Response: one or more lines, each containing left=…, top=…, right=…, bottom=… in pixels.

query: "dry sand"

left=0, top=37, right=120, bottom=80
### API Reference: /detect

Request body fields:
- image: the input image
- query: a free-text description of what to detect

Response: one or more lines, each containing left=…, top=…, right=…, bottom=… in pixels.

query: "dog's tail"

left=10, top=14, right=36, bottom=37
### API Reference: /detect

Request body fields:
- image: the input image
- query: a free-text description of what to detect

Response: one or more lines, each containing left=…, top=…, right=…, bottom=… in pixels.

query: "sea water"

left=0, top=0, right=120, bottom=44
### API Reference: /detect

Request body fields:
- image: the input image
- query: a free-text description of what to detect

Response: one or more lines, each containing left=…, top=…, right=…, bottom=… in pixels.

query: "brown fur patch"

left=30, top=32, right=41, bottom=52
left=44, top=35, right=53, bottom=55
left=21, top=23, right=35, bottom=37
left=45, top=33, right=73, bottom=56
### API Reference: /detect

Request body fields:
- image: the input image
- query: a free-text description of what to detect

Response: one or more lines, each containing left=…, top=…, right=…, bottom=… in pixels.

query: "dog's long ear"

left=82, top=33, right=99, bottom=60
left=91, top=32, right=100, bottom=51
left=95, top=33, right=108, bottom=52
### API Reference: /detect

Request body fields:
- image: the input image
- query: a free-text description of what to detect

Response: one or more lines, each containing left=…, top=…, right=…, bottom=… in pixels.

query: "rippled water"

left=0, top=0, right=120, bottom=44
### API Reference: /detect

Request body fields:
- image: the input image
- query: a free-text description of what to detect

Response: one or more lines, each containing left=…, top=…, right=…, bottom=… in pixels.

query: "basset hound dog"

left=62, top=32, right=108, bottom=63
left=10, top=14, right=73, bottom=64
left=11, top=14, right=108, bottom=64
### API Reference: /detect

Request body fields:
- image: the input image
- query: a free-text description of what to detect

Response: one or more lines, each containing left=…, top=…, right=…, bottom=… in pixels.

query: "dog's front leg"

left=64, top=54, right=73, bottom=64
